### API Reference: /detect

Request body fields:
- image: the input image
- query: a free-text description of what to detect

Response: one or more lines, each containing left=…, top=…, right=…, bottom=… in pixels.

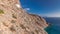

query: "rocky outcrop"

left=0, top=0, right=48, bottom=34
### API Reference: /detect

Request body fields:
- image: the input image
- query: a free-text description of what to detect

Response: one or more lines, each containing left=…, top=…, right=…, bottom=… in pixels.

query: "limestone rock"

left=0, top=0, right=48, bottom=34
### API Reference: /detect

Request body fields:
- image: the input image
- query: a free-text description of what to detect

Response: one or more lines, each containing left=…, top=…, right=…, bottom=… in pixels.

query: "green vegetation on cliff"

left=0, top=9, right=4, bottom=14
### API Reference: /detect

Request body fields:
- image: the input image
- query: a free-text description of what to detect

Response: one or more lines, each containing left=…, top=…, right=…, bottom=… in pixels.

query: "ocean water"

left=44, top=17, right=60, bottom=34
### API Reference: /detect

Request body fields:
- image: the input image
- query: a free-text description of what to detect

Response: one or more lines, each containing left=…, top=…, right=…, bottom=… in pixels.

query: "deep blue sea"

left=44, top=17, right=60, bottom=34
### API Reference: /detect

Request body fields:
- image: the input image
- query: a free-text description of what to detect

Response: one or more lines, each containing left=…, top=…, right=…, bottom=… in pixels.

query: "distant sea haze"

left=44, top=17, right=60, bottom=34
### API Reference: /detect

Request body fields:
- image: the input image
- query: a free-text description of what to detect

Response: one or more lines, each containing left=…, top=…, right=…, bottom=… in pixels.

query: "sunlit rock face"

left=0, top=0, right=48, bottom=34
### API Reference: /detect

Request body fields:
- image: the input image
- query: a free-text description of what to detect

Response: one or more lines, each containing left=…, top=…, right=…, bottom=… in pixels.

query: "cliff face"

left=0, top=0, right=48, bottom=34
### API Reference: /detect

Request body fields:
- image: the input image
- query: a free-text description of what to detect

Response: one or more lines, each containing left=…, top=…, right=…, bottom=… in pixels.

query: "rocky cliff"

left=0, top=0, right=48, bottom=34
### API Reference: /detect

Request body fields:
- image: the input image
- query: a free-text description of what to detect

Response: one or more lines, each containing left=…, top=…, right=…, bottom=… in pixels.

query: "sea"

left=44, top=17, right=60, bottom=34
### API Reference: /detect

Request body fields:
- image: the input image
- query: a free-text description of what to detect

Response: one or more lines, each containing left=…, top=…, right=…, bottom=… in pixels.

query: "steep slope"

left=0, top=0, right=48, bottom=34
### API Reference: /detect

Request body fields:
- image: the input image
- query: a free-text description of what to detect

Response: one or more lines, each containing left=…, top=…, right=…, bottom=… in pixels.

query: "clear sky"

left=20, top=0, right=60, bottom=17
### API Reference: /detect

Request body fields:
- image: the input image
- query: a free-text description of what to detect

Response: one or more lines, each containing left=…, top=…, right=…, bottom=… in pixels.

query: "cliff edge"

left=0, top=0, right=48, bottom=34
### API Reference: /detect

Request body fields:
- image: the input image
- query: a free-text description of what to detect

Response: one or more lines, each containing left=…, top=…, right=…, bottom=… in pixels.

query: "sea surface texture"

left=44, top=17, right=60, bottom=34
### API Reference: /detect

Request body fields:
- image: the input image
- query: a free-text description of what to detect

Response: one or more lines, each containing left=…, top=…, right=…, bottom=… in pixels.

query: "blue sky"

left=20, top=0, right=60, bottom=17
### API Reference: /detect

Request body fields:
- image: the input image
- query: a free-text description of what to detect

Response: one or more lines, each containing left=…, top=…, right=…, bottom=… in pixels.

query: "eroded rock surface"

left=0, top=0, right=48, bottom=34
